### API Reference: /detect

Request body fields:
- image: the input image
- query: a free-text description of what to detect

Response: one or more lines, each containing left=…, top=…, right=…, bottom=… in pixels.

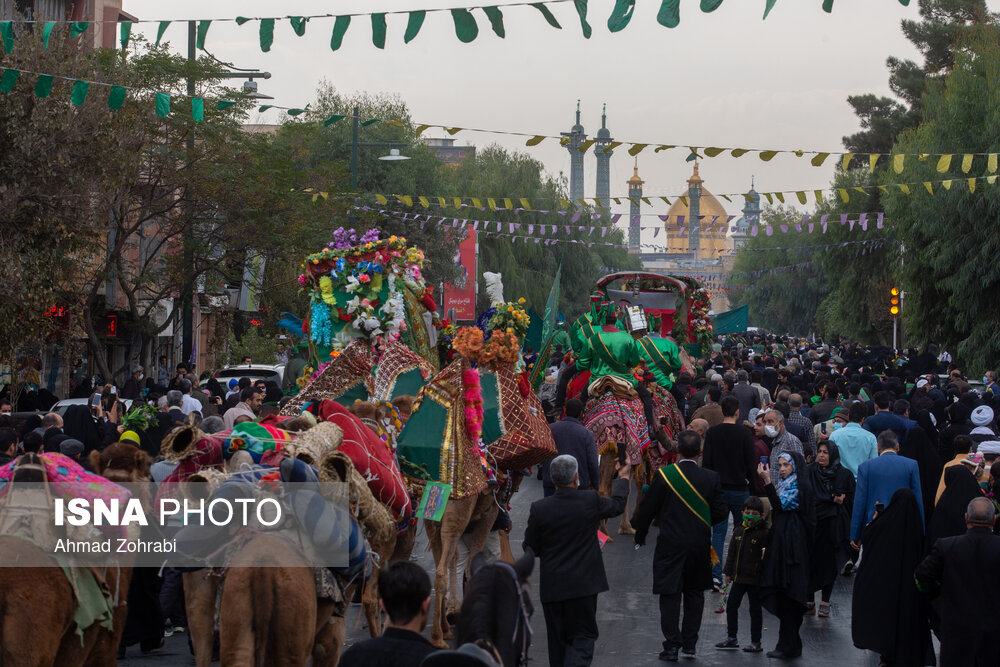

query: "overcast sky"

left=124, top=0, right=978, bottom=236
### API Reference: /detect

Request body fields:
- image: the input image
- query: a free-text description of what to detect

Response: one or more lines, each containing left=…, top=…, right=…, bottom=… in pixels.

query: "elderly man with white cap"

left=969, top=404, right=1000, bottom=454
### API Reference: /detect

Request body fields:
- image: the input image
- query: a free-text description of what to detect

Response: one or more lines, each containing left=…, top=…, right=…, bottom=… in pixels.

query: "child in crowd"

left=716, top=496, right=769, bottom=653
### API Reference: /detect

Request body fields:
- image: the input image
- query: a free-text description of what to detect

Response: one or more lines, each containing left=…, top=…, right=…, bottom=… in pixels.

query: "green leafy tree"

left=883, top=30, right=1000, bottom=371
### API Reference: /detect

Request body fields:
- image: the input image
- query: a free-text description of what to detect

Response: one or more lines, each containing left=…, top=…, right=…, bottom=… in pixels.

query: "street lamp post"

left=346, top=106, right=409, bottom=190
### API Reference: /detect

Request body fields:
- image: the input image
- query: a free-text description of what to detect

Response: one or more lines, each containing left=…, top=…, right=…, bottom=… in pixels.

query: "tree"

left=883, top=30, right=1000, bottom=371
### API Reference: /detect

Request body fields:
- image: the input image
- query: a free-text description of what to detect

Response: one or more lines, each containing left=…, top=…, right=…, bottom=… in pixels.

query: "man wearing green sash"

left=576, top=309, right=640, bottom=388
left=633, top=430, right=728, bottom=661
left=637, top=334, right=682, bottom=391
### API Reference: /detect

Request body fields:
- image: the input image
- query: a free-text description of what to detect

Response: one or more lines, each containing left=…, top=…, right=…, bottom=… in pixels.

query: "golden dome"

left=628, top=163, right=644, bottom=186
left=662, top=163, right=731, bottom=259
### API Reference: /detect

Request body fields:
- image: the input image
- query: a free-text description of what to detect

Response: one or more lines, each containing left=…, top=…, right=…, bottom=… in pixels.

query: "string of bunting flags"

left=0, top=1, right=911, bottom=55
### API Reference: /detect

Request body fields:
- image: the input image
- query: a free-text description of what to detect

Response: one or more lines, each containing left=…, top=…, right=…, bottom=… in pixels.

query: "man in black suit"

left=633, top=430, right=728, bottom=662
left=541, top=398, right=599, bottom=496
left=730, top=370, right=761, bottom=425
left=339, top=561, right=437, bottom=667
left=915, top=497, right=1000, bottom=666
left=524, top=454, right=630, bottom=667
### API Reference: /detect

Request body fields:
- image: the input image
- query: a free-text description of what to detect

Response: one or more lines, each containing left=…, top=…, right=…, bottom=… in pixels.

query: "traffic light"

left=890, top=287, right=900, bottom=316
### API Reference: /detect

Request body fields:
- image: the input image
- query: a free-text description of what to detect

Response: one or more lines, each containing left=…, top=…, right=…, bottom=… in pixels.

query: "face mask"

left=138, top=373, right=144, bottom=381
left=764, top=425, right=779, bottom=438
left=983, top=376, right=989, bottom=385
left=832, top=422, right=844, bottom=430
left=742, top=513, right=761, bottom=524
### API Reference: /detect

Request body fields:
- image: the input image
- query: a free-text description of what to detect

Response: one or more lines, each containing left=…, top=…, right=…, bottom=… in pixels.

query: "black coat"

left=632, top=460, right=727, bottom=595
left=807, top=443, right=855, bottom=594
left=760, top=452, right=816, bottom=612
left=541, top=417, right=599, bottom=491
left=339, top=628, right=437, bottom=667
left=523, top=478, right=628, bottom=603
left=722, top=521, right=769, bottom=586
left=900, top=421, right=943, bottom=529
left=915, top=527, right=1000, bottom=666
left=731, top=382, right=760, bottom=425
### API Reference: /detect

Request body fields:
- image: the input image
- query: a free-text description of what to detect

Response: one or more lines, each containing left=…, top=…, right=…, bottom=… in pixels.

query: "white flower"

left=345, top=276, right=361, bottom=293
left=346, top=296, right=360, bottom=313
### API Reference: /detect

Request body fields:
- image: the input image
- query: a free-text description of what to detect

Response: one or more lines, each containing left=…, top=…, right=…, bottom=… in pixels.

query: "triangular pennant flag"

left=526, top=135, right=546, bottom=146
left=814, top=190, right=824, bottom=204
left=839, top=189, right=849, bottom=203
left=69, top=22, right=89, bottom=38
left=608, top=0, right=636, bottom=32
left=936, top=154, right=952, bottom=173
left=290, top=16, right=308, bottom=36
left=942, top=179, right=952, bottom=190
left=0, top=68, right=19, bottom=94
left=120, top=21, right=132, bottom=50
left=531, top=3, right=562, bottom=28
left=898, top=183, right=910, bottom=194
left=483, top=7, right=506, bottom=37
left=42, top=22, right=56, bottom=50
left=658, top=0, right=681, bottom=27
left=451, top=8, right=478, bottom=42
left=330, top=16, right=351, bottom=50
left=155, top=92, right=170, bottom=118
left=962, top=154, right=973, bottom=173
left=796, top=191, right=807, bottom=205
left=190, top=96, right=204, bottom=121
left=375, top=194, right=388, bottom=205
left=573, top=0, right=593, bottom=38
left=404, top=11, right=426, bottom=43
left=968, top=178, right=976, bottom=193
left=108, top=85, right=126, bottom=109
left=578, top=139, right=595, bottom=153
left=604, top=141, right=623, bottom=153
left=324, top=114, right=345, bottom=126
left=259, top=18, right=275, bottom=52
left=155, top=21, right=170, bottom=46
left=759, top=150, right=778, bottom=161
left=196, top=20, right=211, bottom=49
left=34, top=74, right=53, bottom=98
left=775, top=192, right=785, bottom=203
left=811, top=152, right=830, bottom=167
left=1, top=21, right=13, bottom=54
left=892, top=153, right=904, bottom=173
left=868, top=153, right=879, bottom=173
left=841, top=153, right=853, bottom=171
left=990, top=154, right=998, bottom=174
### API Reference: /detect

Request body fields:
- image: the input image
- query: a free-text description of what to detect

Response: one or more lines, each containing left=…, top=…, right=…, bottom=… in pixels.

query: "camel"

left=424, top=488, right=498, bottom=649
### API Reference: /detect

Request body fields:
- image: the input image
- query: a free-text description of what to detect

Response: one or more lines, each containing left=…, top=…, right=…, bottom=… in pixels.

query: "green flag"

left=70, top=80, right=89, bottom=106
left=541, top=262, right=561, bottom=344
left=416, top=482, right=452, bottom=521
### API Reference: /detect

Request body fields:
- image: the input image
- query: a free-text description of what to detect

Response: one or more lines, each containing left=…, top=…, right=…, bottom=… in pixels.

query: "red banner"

left=444, top=229, right=477, bottom=321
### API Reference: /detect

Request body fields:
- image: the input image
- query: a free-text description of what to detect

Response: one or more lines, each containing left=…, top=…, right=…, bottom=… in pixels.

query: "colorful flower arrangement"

left=487, top=298, right=530, bottom=340
left=434, top=318, right=457, bottom=364
left=689, top=287, right=714, bottom=356
left=479, top=330, right=521, bottom=368
left=300, top=228, right=431, bottom=344
left=452, top=326, right=485, bottom=361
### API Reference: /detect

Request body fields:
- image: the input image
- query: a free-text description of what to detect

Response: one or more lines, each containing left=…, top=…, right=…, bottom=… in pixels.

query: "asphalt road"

left=122, top=474, right=894, bottom=666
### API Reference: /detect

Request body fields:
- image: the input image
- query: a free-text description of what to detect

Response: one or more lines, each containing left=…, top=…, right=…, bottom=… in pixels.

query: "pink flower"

left=358, top=274, right=371, bottom=283
left=361, top=298, right=371, bottom=307
left=297, top=274, right=308, bottom=285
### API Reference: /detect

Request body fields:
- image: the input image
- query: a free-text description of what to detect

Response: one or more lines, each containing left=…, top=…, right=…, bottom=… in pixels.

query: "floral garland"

left=452, top=326, right=485, bottom=362
left=487, top=298, right=530, bottom=339
left=689, top=287, right=714, bottom=355
left=461, top=367, right=496, bottom=485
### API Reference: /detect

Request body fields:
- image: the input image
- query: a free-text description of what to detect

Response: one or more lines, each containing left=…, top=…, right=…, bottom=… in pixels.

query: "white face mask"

left=764, top=425, right=779, bottom=438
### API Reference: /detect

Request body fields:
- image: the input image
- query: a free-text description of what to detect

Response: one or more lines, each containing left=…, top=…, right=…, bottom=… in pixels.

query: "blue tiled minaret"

left=594, top=104, right=612, bottom=213
left=736, top=176, right=760, bottom=249
left=687, top=162, right=704, bottom=267
left=561, top=101, right=587, bottom=203
left=627, top=160, right=643, bottom=254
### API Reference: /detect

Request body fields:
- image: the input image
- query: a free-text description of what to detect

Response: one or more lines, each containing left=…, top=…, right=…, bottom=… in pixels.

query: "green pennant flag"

left=34, top=74, right=53, bottom=98
left=330, top=16, right=351, bottom=50
left=324, top=114, right=346, bottom=126
left=289, top=16, right=308, bottom=36
left=607, top=0, right=636, bottom=32
left=531, top=3, right=562, bottom=28
left=451, top=8, right=478, bottom=43
left=217, top=99, right=236, bottom=110
left=657, top=0, right=680, bottom=27
left=287, top=107, right=308, bottom=116
left=155, top=92, right=170, bottom=118
left=108, top=86, right=127, bottom=109
left=0, top=69, right=19, bottom=94
left=360, top=118, right=382, bottom=126
left=702, top=0, right=725, bottom=10
left=416, top=482, right=452, bottom=521
left=371, top=13, right=387, bottom=49
left=120, top=21, right=132, bottom=50
left=483, top=6, right=506, bottom=37
left=191, top=97, right=204, bottom=122
left=763, top=0, right=778, bottom=18
left=69, top=22, right=89, bottom=38
left=1, top=21, right=14, bottom=53
left=155, top=21, right=170, bottom=46
left=70, top=80, right=89, bottom=106
left=541, top=262, right=562, bottom=345
left=573, top=0, right=592, bottom=38
left=259, top=18, right=275, bottom=52
left=258, top=105, right=275, bottom=112
left=42, top=22, right=56, bottom=49
left=235, top=17, right=252, bottom=25
left=404, top=11, right=426, bottom=43
left=196, top=20, right=211, bottom=49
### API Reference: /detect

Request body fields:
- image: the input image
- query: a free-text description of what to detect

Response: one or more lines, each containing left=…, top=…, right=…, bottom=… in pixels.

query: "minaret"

left=735, top=176, right=760, bottom=250
left=627, top=160, right=643, bottom=254
left=594, top=104, right=612, bottom=213
left=561, top=101, right=587, bottom=203
left=687, top=162, right=704, bottom=267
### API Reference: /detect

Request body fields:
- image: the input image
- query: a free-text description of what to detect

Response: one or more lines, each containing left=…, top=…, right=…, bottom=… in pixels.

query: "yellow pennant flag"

left=841, top=153, right=854, bottom=171
left=641, top=197, right=651, bottom=205
left=594, top=197, right=604, bottom=207
left=578, top=139, right=595, bottom=153
left=576, top=198, right=587, bottom=208
left=775, top=192, right=786, bottom=203
left=721, top=194, right=732, bottom=202
left=312, top=193, right=320, bottom=202
left=796, top=191, right=807, bottom=204
left=375, top=194, right=388, bottom=205
left=839, top=189, right=850, bottom=203
left=759, top=150, right=778, bottom=162
left=398, top=195, right=413, bottom=206
left=453, top=197, right=463, bottom=209
left=814, top=190, right=824, bottom=204
left=731, top=149, right=749, bottom=158
left=988, top=175, right=998, bottom=185
left=869, top=154, right=879, bottom=173
left=445, top=127, right=463, bottom=135
left=612, top=198, right=621, bottom=205
left=604, top=142, right=623, bottom=153
left=742, top=193, right=754, bottom=202
left=519, top=198, right=531, bottom=209
left=990, top=154, right=998, bottom=173
left=385, top=120, right=405, bottom=127
left=504, top=198, right=513, bottom=210
left=893, top=154, right=905, bottom=173
left=320, top=192, right=329, bottom=200
left=414, top=124, right=431, bottom=137
left=794, top=150, right=804, bottom=157
left=811, top=153, right=830, bottom=167
left=438, top=197, right=447, bottom=208
left=968, top=178, right=976, bottom=192
left=704, top=147, right=725, bottom=157
left=628, top=144, right=648, bottom=156
left=853, top=187, right=867, bottom=195
left=678, top=196, right=688, bottom=207
left=763, top=193, right=774, bottom=205
left=660, top=196, right=672, bottom=205
left=556, top=199, right=569, bottom=208
left=419, top=196, right=430, bottom=208
left=878, top=186, right=888, bottom=194
left=962, top=154, right=973, bottom=173
left=898, top=184, right=910, bottom=194
left=471, top=198, right=483, bottom=208
left=923, top=182, right=933, bottom=195
left=559, top=137, right=571, bottom=146
left=525, top=135, right=546, bottom=146
left=655, top=145, right=675, bottom=153
left=488, top=198, right=498, bottom=210
left=936, top=154, right=952, bottom=173
left=942, top=180, right=952, bottom=190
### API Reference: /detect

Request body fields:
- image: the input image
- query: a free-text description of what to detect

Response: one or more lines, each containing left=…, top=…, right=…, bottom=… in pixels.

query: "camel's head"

left=90, top=442, right=152, bottom=483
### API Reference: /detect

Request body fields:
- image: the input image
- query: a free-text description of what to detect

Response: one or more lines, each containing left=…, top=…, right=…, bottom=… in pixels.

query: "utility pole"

left=181, top=20, right=196, bottom=366
left=351, top=105, right=360, bottom=190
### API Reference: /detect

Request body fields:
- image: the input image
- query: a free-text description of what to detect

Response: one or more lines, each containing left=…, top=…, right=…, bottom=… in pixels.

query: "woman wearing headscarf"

left=806, top=441, right=855, bottom=618
left=988, top=461, right=1000, bottom=535
left=756, top=451, right=814, bottom=659
left=927, top=465, right=983, bottom=545
left=900, top=410, right=944, bottom=529
left=851, top=488, right=930, bottom=667
left=62, top=404, right=103, bottom=453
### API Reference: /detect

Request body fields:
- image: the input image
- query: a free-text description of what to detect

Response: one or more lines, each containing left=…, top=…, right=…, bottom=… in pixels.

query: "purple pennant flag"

left=840, top=214, right=848, bottom=225
left=593, top=213, right=602, bottom=221
left=612, top=214, right=622, bottom=224
left=571, top=212, right=582, bottom=223
left=558, top=210, right=567, bottom=217
left=821, top=221, right=828, bottom=233
left=578, top=226, right=585, bottom=232
left=679, top=226, right=686, bottom=236
left=859, top=212, right=868, bottom=231
left=780, top=224, right=788, bottom=233
left=877, top=212, right=884, bottom=229
left=766, top=226, right=774, bottom=236
left=453, top=219, right=461, bottom=228
left=514, top=208, right=524, bottom=214
left=589, top=226, right=595, bottom=235
left=849, top=219, right=856, bottom=231
left=808, top=223, right=814, bottom=233
left=534, top=238, right=541, bottom=244
left=602, top=228, right=608, bottom=237
left=473, top=220, right=480, bottom=230
left=820, top=214, right=828, bottom=225
left=509, top=223, right=516, bottom=233
left=653, top=228, right=660, bottom=238
left=750, top=225, right=759, bottom=236
left=528, top=224, right=534, bottom=234
left=710, top=215, right=719, bottom=225
left=659, top=215, right=669, bottom=222
left=587, top=242, right=594, bottom=247
left=538, top=209, right=548, bottom=215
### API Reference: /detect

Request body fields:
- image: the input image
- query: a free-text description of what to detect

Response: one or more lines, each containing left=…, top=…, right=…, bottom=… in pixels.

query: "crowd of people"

left=530, top=334, right=1000, bottom=666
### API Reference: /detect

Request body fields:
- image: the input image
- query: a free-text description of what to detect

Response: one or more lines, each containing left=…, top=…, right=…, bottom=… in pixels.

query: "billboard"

left=443, top=229, right=477, bottom=321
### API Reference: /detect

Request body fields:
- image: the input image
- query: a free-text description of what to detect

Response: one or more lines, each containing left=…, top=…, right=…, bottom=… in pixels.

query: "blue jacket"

left=862, top=411, right=911, bottom=445
left=850, top=451, right=924, bottom=541
left=542, top=417, right=600, bottom=491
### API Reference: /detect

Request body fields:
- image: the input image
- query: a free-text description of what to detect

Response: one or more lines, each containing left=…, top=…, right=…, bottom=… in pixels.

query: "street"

left=121, top=474, right=887, bottom=666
